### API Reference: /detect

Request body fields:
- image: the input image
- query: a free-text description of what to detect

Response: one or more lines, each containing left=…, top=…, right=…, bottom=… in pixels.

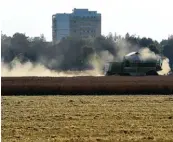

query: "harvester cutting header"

left=104, top=51, right=165, bottom=76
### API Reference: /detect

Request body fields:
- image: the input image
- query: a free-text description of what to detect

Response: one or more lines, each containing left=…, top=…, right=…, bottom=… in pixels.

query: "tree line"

left=1, top=32, right=173, bottom=71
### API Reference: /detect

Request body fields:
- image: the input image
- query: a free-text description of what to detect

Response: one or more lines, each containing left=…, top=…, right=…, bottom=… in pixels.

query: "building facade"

left=52, top=8, right=101, bottom=43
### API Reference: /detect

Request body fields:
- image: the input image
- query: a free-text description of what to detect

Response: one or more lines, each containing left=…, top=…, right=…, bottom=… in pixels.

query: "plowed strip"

left=1, top=76, right=173, bottom=95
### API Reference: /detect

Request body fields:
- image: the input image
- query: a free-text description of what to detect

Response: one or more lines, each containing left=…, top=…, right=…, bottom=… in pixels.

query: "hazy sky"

left=1, top=0, right=173, bottom=42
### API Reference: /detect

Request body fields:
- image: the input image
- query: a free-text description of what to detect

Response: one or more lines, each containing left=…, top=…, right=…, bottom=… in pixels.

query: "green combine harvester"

left=104, top=51, right=163, bottom=76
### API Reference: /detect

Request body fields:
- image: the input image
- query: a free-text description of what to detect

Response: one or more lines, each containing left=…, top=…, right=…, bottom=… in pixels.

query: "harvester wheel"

left=118, top=73, right=130, bottom=76
left=146, top=70, right=158, bottom=76
left=105, top=72, right=113, bottom=76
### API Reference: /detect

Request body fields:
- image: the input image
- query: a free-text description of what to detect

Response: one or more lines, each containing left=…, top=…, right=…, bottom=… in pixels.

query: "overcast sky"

left=1, top=0, right=173, bottom=42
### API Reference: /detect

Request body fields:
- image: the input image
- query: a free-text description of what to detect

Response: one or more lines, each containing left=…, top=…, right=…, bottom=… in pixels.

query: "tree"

left=1, top=32, right=173, bottom=71
left=139, top=37, right=153, bottom=47
left=148, top=44, right=160, bottom=54
left=162, top=37, right=173, bottom=67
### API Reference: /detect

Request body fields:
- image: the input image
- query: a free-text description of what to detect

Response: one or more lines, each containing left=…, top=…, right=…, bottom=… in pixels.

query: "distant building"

left=52, top=8, right=101, bottom=43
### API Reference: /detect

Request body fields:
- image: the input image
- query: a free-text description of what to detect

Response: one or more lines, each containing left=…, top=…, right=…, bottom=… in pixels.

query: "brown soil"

left=2, top=76, right=173, bottom=95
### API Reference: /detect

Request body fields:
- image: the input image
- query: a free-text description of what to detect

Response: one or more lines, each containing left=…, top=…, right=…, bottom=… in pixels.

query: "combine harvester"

left=104, top=51, right=164, bottom=76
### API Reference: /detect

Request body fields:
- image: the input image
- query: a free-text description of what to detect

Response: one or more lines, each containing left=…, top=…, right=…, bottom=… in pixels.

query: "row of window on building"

left=79, top=32, right=96, bottom=37
left=74, top=30, right=95, bottom=33
left=71, top=16, right=98, bottom=19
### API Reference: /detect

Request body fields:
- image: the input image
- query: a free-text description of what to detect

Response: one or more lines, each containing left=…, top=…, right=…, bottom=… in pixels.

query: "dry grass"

left=2, top=95, right=173, bottom=142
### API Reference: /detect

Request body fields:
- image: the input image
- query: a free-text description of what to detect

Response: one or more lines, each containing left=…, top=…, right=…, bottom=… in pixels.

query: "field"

left=2, top=76, right=173, bottom=95
left=1, top=95, right=173, bottom=142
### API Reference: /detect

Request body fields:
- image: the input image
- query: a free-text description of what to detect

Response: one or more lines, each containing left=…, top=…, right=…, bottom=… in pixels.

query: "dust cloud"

left=158, top=58, right=171, bottom=75
left=114, top=38, right=139, bottom=61
left=139, top=48, right=159, bottom=60
left=138, top=48, right=171, bottom=75
left=1, top=39, right=171, bottom=77
left=1, top=59, right=103, bottom=77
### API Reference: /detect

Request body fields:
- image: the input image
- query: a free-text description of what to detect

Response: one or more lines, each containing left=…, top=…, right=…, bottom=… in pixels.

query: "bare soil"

left=2, top=76, right=173, bottom=95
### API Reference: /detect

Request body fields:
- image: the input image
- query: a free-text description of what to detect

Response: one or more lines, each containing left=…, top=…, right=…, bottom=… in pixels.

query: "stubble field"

left=2, top=95, right=173, bottom=142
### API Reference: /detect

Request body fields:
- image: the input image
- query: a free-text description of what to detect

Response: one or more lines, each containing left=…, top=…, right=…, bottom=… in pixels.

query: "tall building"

left=52, top=8, right=101, bottom=43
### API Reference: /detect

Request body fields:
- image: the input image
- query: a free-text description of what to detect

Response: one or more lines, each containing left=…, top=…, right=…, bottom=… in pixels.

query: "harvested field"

left=1, top=76, right=173, bottom=95
left=2, top=95, right=173, bottom=142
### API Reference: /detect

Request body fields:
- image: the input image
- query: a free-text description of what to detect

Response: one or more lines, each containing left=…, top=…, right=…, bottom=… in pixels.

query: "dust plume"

left=138, top=48, right=171, bottom=75
left=139, top=48, right=159, bottom=60
left=137, top=48, right=171, bottom=75
left=158, top=58, right=171, bottom=75
left=88, top=38, right=140, bottom=72
left=88, top=51, right=114, bottom=73
left=115, top=38, right=139, bottom=61
left=1, top=59, right=103, bottom=77
left=1, top=37, right=171, bottom=76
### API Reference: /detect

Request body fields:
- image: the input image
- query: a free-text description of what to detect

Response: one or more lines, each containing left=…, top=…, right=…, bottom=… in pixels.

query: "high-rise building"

left=52, top=8, right=101, bottom=43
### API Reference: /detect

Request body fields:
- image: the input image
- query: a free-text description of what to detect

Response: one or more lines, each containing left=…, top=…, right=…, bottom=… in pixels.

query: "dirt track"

left=1, top=76, right=173, bottom=95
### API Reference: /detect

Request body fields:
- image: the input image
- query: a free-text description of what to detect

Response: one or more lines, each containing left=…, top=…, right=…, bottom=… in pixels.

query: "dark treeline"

left=1, top=32, right=173, bottom=71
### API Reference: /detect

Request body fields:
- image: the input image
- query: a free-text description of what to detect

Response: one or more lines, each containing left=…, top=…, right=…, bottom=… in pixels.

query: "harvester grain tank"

left=104, top=51, right=163, bottom=76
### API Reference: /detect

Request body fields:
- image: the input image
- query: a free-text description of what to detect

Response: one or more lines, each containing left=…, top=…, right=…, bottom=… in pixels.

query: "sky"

left=1, top=0, right=173, bottom=42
